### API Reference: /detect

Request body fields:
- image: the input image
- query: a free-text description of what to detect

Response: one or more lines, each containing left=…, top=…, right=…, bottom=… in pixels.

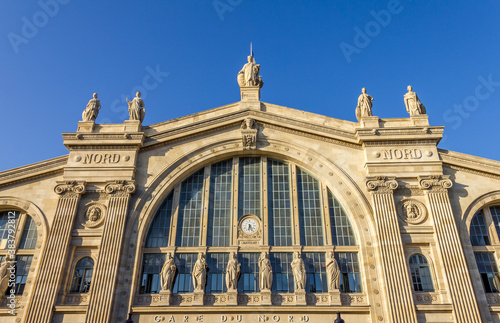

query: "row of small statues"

left=81, top=92, right=146, bottom=123
left=356, top=85, right=426, bottom=121
left=160, top=251, right=341, bottom=293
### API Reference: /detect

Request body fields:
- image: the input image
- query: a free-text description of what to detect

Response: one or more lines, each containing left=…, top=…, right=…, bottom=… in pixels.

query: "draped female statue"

left=259, top=252, right=273, bottom=290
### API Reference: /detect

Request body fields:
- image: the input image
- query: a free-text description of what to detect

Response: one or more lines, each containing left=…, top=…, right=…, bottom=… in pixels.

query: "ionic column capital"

left=104, top=180, right=136, bottom=196
left=366, top=176, right=398, bottom=193
left=418, top=175, right=452, bottom=192
left=54, top=181, right=86, bottom=196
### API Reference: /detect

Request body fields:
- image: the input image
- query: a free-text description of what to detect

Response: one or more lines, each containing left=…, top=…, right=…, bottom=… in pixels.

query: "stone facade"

left=0, top=82, right=500, bottom=323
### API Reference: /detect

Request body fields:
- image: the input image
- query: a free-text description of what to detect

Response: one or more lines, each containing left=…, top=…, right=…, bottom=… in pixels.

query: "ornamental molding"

left=103, top=180, right=136, bottom=196
left=0, top=156, right=67, bottom=188
left=418, top=175, right=452, bottom=191
left=363, top=140, right=437, bottom=147
left=82, top=202, right=107, bottom=228
left=444, top=164, right=500, bottom=181
left=54, top=181, right=86, bottom=196
left=366, top=176, right=398, bottom=193
left=397, top=198, right=428, bottom=225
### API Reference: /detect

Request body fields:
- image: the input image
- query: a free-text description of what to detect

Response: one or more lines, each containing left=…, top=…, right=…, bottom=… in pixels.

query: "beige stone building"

left=1, top=58, right=500, bottom=323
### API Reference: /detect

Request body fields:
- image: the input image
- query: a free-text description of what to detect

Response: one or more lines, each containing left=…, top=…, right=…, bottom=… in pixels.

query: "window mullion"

left=290, top=164, right=300, bottom=246
left=231, top=157, right=239, bottom=246
left=321, top=184, right=333, bottom=246
left=168, top=184, right=181, bottom=247
left=15, top=212, right=27, bottom=249
left=262, top=157, right=269, bottom=246
left=200, top=165, right=211, bottom=247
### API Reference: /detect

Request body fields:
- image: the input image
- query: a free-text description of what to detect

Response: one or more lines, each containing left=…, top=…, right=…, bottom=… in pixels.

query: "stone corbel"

left=366, top=176, right=398, bottom=193
left=104, top=180, right=136, bottom=196
left=241, top=118, right=258, bottom=150
left=54, top=181, right=86, bottom=196
left=418, top=175, right=452, bottom=192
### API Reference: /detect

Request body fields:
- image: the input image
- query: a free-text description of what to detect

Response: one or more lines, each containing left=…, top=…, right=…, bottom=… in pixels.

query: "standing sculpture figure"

left=126, top=91, right=146, bottom=123
left=291, top=252, right=306, bottom=290
left=404, top=85, right=426, bottom=116
left=82, top=93, right=101, bottom=122
left=192, top=253, right=208, bottom=291
left=259, top=252, right=273, bottom=290
left=326, top=252, right=341, bottom=291
left=238, top=55, right=263, bottom=88
left=0, top=260, right=9, bottom=299
left=161, top=253, right=177, bottom=291
left=226, top=252, right=241, bottom=290
left=355, top=88, right=373, bottom=121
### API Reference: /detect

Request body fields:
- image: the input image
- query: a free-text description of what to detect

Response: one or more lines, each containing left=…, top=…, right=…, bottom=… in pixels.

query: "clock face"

left=241, top=218, right=258, bottom=234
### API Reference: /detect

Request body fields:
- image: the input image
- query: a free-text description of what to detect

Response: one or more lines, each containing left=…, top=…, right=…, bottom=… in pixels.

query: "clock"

left=241, top=218, right=258, bottom=234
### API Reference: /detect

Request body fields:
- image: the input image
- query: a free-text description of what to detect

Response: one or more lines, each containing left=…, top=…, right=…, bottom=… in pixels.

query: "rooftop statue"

left=404, top=85, right=426, bottom=116
left=355, top=87, right=373, bottom=121
left=126, top=91, right=146, bottom=123
left=82, top=93, right=101, bottom=122
left=238, top=45, right=263, bottom=88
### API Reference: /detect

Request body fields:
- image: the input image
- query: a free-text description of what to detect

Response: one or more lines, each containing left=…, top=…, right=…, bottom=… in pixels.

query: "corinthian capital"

left=418, top=175, right=452, bottom=191
left=104, top=180, right=136, bottom=195
left=366, top=176, right=398, bottom=193
left=54, top=181, right=86, bottom=195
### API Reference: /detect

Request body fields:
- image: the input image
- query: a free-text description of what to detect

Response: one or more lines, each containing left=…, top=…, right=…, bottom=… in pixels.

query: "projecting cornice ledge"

left=0, top=155, right=68, bottom=188
left=439, top=149, right=500, bottom=180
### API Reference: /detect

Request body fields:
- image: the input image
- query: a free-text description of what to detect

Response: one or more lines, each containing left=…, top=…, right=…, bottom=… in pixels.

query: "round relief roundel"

left=398, top=199, right=427, bottom=225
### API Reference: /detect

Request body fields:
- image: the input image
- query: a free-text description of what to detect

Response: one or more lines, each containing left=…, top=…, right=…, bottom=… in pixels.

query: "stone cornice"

left=0, top=155, right=68, bottom=188
left=439, top=149, right=500, bottom=179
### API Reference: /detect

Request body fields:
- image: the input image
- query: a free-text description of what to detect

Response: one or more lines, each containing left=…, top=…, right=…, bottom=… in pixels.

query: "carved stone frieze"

left=54, top=181, right=86, bottom=196
left=63, top=294, right=89, bottom=305
left=418, top=175, right=452, bottom=192
left=366, top=176, right=398, bottom=193
left=305, top=294, right=329, bottom=305
left=237, top=294, right=260, bottom=305
left=413, top=292, right=439, bottom=305
left=340, top=294, right=366, bottom=306
left=398, top=199, right=428, bottom=225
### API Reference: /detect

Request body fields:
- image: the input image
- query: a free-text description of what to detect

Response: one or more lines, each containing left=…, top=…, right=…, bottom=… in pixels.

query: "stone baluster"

left=366, top=177, right=417, bottom=323
left=85, top=180, right=136, bottom=323
left=418, top=175, right=482, bottom=322
left=24, top=181, right=86, bottom=323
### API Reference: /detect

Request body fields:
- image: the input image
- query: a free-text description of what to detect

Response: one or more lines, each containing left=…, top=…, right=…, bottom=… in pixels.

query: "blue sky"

left=1, top=1, right=499, bottom=171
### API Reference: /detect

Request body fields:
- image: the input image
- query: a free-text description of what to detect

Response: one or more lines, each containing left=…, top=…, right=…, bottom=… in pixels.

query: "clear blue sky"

left=1, top=1, right=499, bottom=171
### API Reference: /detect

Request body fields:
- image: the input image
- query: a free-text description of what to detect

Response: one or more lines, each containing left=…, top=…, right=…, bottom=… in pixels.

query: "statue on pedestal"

left=82, top=93, right=101, bottom=122
left=226, top=252, right=241, bottom=290
left=238, top=46, right=263, bottom=88
left=161, top=253, right=177, bottom=291
left=326, top=252, right=341, bottom=291
left=259, top=252, right=273, bottom=290
left=404, top=85, right=426, bottom=116
left=126, top=91, right=146, bottom=123
left=192, top=253, right=208, bottom=291
left=355, top=88, right=373, bottom=121
left=291, top=252, right=306, bottom=290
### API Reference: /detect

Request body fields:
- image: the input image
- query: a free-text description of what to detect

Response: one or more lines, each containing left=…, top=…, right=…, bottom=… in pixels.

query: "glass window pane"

left=335, top=253, right=362, bottom=293
left=489, top=206, right=500, bottom=242
left=176, top=170, right=205, bottom=247
left=0, top=211, right=19, bottom=249
left=208, top=160, right=233, bottom=247
left=238, top=253, right=259, bottom=293
left=268, top=159, right=292, bottom=246
left=140, top=254, right=166, bottom=294
left=19, top=215, right=38, bottom=249
left=70, top=257, right=94, bottom=294
left=14, top=255, right=33, bottom=295
left=206, top=253, right=229, bottom=293
left=474, top=252, right=500, bottom=293
left=304, top=253, right=327, bottom=293
left=470, top=210, right=490, bottom=246
left=173, top=253, right=197, bottom=294
left=270, top=253, right=294, bottom=293
left=297, top=168, right=324, bottom=246
left=146, top=192, right=173, bottom=248
left=238, top=157, right=261, bottom=218
left=409, top=254, right=434, bottom=292
left=328, top=190, right=356, bottom=246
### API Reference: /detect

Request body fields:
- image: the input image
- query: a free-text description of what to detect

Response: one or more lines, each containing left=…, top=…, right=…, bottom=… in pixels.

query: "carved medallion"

left=82, top=203, right=106, bottom=228
left=398, top=199, right=427, bottom=224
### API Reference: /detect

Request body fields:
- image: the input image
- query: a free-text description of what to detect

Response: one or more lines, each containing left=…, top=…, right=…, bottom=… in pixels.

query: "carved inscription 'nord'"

left=82, top=153, right=121, bottom=164
left=383, top=149, right=422, bottom=160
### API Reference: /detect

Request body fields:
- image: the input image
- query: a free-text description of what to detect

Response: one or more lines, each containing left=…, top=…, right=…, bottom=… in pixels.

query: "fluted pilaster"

left=418, top=175, right=482, bottom=322
left=366, top=176, right=417, bottom=323
left=85, top=180, right=136, bottom=323
left=25, top=181, right=86, bottom=323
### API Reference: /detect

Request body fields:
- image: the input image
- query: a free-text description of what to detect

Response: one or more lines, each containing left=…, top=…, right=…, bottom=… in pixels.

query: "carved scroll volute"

left=104, top=180, right=136, bottom=196
left=366, top=176, right=398, bottom=194
left=54, top=181, right=86, bottom=196
left=418, top=175, right=453, bottom=192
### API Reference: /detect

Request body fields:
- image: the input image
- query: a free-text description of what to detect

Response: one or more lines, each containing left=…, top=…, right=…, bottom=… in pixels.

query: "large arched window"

left=141, top=157, right=359, bottom=297
left=470, top=205, right=500, bottom=293
left=0, top=210, right=37, bottom=295
left=409, top=254, right=434, bottom=292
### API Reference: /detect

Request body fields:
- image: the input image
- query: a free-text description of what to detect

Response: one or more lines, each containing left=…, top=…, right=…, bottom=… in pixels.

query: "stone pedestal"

left=124, top=120, right=142, bottom=132
left=295, top=289, right=307, bottom=305
left=193, top=290, right=204, bottom=306
left=226, top=289, right=238, bottom=306
left=410, top=114, right=429, bottom=126
left=260, top=289, right=272, bottom=306
left=359, top=116, right=380, bottom=128
left=329, top=289, right=341, bottom=305
left=77, top=121, right=95, bottom=132
left=157, top=290, right=171, bottom=306
left=240, top=86, right=260, bottom=102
